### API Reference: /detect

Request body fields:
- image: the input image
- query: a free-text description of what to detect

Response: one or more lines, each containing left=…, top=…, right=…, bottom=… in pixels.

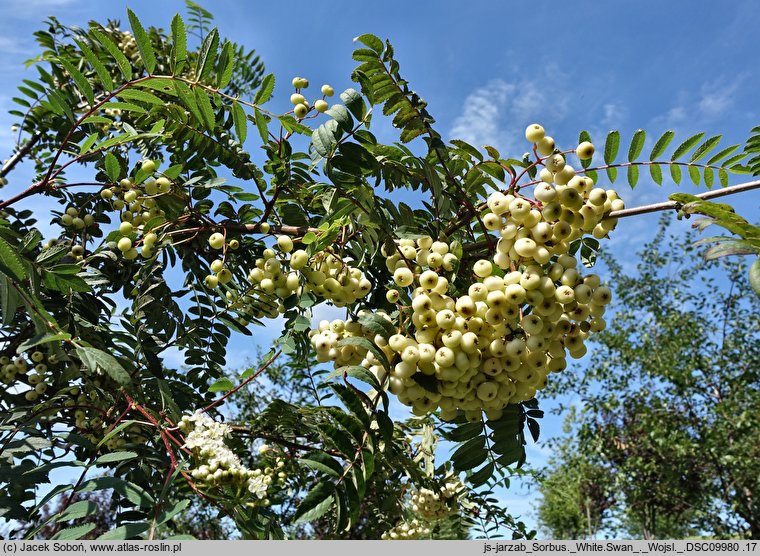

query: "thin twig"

left=1, top=132, right=41, bottom=178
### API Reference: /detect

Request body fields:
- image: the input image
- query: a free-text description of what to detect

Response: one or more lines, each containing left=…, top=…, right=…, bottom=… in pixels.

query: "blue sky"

left=1, top=0, right=759, bottom=537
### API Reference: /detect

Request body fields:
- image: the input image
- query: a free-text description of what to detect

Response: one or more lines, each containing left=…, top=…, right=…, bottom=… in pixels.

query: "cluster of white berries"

left=179, top=412, right=284, bottom=501
left=102, top=160, right=171, bottom=261
left=409, top=476, right=465, bottom=521
left=382, top=475, right=466, bottom=540
left=315, top=125, right=621, bottom=422
left=381, top=518, right=431, bottom=540
left=0, top=350, right=57, bottom=401
left=60, top=206, right=97, bottom=234
left=290, top=76, right=335, bottom=118
left=116, top=30, right=139, bottom=63
left=205, top=232, right=372, bottom=323
left=309, top=311, right=393, bottom=370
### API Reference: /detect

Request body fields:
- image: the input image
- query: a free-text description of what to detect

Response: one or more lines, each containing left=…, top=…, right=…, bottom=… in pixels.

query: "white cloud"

left=601, top=103, right=626, bottom=129
left=697, top=78, right=741, bottom=118
left=447, top=67, right=574, bottom=156
left=2, top=0, right=79, bottom=20
left=448, top=79, right=515, bottom=151
left=651, top=74, right=747, bottom=130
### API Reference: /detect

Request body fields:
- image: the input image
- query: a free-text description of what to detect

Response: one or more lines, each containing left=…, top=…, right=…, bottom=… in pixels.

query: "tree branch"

left=0, top=132, right=41, bottom=178
left=606, top=179, right=760, bottom=220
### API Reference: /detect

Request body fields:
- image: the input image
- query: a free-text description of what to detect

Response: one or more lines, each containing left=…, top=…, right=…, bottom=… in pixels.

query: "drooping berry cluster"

left=309, top=125, right=620, bottom=422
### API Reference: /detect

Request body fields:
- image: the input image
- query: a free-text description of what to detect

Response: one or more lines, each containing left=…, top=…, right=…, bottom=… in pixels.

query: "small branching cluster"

left=179, top=412, right=286, bottom=504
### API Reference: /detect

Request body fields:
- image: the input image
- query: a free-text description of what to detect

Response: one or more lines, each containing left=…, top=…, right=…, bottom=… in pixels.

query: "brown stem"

left=606, top=179, right=760, bottom=219
left=1, top=132, right=41, bottom=178
left=202, top=349, right=282, bottom=413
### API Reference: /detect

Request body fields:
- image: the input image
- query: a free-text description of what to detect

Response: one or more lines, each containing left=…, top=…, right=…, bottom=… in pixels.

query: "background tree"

left=538, top=222, right=760, bottom=539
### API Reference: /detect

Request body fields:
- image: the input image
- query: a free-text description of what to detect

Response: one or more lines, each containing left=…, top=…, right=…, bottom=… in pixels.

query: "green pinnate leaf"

left=91, top=29, right=132, bottom=81
left=671, top=132, right=705, bottom=160
left=254, top=108, right=269, bottom=143
left=231, top=102, right=247, bottom=143
left=95, top=451, right=138, bottom=465
left=749, top=257, right=760, bottom=298
left=703, top=241, right=756, bottom=260
left=0, top=237, right=27, bottom=281
left=327, top=366, right=382, bottom=392
left=208, top=377, right=234, bottom=393
left=670, top=164, right=682, bottom=184
left=300, top=452, right=344, bottom=478
left=719, top=168, right=729, bottom=187
left=690, top=135, right=722, bottom=162
left=340, top=88, right=366, bottom=121
left=254, top=73, right=275, bottom=105
left=196, top=28, right=220, bottom=82
left=312, top=119, right=341, bottom=157
left=688, top=165, right=701, bottom=185
left=704, top=167, right=714, bottom=189
left=627, top=165, right=639, bottom=188
left=357, top=312, right=395, bottom=339
left=448, top=421, right=484, bottom=442
left=98, top=524, right=150, bottom=540
left=326, top=104, right=354, bottom=133
left=127, top=9, right=156, bottom=74
left=217, top=41, right=235, bottom=88
left=452, top=435, right=488, bottom=471
left=117, top=89, right=163, bottom=105
left=103, top=152, right=121, bottom=182
left=56, top=500, right=98, bottom=522
left=650, top=163, right=663, bottom=185
left=74, top=39, right=113, bottom=91
left=58, top=58, right=94, bottom=105
left=76, top=346, right=132, bottom=387
left=52, top=524, right=96, bottom=540
left=707, top=144, right=740, bottom=166
left=604, top=130, right=620, bottom=165
left=468, top=462, right=495, bottom=487
left=650, top=130, right=675, bottom=160
left=355, top=34, right=384, bottom=54
left=627, top=129, right=646, bottom=161
left=171, top=13, right=187, bottom=74
left=193, top=87, right=216, bottom=131
left=294, top=481, right=335, bottom=523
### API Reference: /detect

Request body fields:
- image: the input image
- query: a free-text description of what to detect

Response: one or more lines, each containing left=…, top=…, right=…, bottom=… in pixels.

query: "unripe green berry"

left=208, top=233, right=225, bottom=250
left=277, top=235, right=294, bottom=253
left=141, top=159, right=156, bottom=173
left=386, top=289, right=400, bottom=303
left=217, top=268, right=233, bottom=284
left=393, top=267, right=414, bottom=287
left=576, top=141, right=595, bottom=160
left=321, top=84, right=334, bottom=96
left=294, top=103, right=308, bottom=118
left=525, top=124, right=545, bottom=143
left=117, top=237, right=132, bottom=252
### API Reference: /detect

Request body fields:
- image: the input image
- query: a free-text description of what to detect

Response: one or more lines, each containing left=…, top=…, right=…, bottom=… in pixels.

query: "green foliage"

left=539, top=224, right=760, bottom=539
